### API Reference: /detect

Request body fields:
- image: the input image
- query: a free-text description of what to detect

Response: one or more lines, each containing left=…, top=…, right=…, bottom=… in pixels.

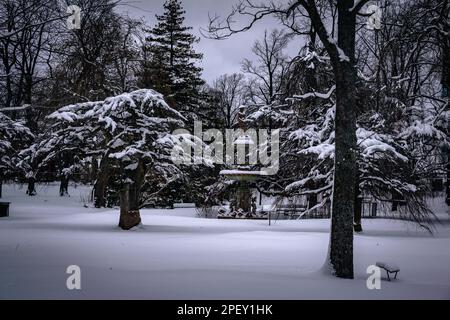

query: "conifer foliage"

left=141, top=0, right=204, bottom=116
left=0, top=112, right=34, bottom=197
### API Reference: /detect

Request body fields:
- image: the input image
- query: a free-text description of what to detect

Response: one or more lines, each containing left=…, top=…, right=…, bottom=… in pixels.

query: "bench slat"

left=376, top=262, right=400, bottom=272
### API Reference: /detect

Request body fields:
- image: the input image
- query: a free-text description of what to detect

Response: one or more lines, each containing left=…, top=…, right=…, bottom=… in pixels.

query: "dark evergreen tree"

left=140, top=0, right=204, bottom=118
left=0, top=112, right=34, bottom=197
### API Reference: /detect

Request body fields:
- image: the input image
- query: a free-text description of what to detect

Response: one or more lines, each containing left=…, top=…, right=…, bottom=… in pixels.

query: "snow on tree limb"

left=287, top=85, right=336, bottom=102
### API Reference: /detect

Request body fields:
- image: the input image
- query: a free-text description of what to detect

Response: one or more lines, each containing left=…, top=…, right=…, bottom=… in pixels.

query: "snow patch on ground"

left=0, top=184, right=449, bottom=299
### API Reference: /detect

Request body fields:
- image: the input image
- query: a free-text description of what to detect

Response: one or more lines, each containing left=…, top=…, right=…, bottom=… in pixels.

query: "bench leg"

left=394, top=272, right=398, bottom=280
left=387, top=271, right=391, bottom=281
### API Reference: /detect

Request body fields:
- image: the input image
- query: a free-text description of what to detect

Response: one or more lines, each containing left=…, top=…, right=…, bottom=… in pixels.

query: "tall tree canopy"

left=141, top=0, right=204, bottom=117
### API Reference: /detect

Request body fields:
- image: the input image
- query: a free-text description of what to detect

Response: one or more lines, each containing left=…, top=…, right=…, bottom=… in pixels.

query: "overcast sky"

left=117, top=0, right=301, bottom=85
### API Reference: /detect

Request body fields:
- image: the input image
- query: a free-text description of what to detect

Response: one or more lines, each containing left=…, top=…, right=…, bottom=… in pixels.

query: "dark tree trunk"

left=442, top=4, right=450, bottom=205
left=119, top=160, right=144, bottom=230
left=119, top=185, right=141, bottom=230
left=119, top=186, right=129, bottom=221
left=94, top=176, right=107, bottom=208
left=447, top=157, right=450, bottom=206
left=26, top=177, right=36, bottom=196
left=329, top=1, right=358, bottom=279
left=91, top=157, right=98, bottom=184
left=391, top=190, right=404, bottom=211
left=308, top=193, right=318, bottom=210
left=94, top=156, right=109, bottom=208
left=392, top=201, right=397, bottom=211
left=353, top=175, right=363, bottom=232
left=23, top=76, right=37, bottom=133
left=0, top=180, right=2, bottom=198
left=1, top=30, right=15, bottom=116
left=5, top=67, right=13, bottom=116
left=59, top=175, right=69, bottom=197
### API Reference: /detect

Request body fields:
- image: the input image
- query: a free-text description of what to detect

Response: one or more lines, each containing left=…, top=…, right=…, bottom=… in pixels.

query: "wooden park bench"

left=376, top=262, right=400, bottom=281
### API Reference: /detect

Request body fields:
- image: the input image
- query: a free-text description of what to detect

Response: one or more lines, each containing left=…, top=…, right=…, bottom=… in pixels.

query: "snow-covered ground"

left=0, top=183, right=449, bottom=299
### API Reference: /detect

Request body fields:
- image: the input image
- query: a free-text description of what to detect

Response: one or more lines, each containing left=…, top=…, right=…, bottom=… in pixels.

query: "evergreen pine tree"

left=141, top=0, right=204, bottom=118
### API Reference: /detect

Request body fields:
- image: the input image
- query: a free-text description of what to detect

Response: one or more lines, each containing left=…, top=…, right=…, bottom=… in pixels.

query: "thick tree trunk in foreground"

left=0, top=180, right=2, bottom=198
left=329, top=2, right=358, bottom=279
left=447, top=154, right=450, bottom=206
left=330, top=64, right=357, bottom=278
left=119, top=184, right=142, bottom=230
left=119, top=161, right=144, bottom=230
left=119, top=186, right=142, bottom=230
left=442, top=6, right=450, bottom=205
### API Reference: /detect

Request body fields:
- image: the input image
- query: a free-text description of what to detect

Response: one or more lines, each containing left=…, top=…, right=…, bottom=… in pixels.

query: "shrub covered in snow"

left=246, top=42, right=449, bottom=228
left=19, top=89, right=192, bottom=229
left=0, top=112, right=34, bottom=182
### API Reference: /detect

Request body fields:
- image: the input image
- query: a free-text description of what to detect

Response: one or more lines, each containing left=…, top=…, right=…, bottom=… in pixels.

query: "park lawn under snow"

left=0, top=183, right=449, bottom=300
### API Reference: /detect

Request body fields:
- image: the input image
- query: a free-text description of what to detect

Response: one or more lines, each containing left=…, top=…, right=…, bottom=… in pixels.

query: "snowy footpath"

left=0, top=184, right=449, bottom=299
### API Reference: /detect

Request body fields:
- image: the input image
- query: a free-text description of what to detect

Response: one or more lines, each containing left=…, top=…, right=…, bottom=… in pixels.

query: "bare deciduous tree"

left=213, top=73, right=245, bottom=128
left=241, top=29, right=291, bottom=105
left=205, top=0, right=379, bottom=279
